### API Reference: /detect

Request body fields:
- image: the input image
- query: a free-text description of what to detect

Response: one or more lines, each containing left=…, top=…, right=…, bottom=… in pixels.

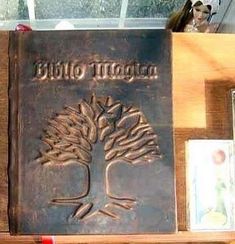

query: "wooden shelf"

left=1, top=231, right=235, bottom=243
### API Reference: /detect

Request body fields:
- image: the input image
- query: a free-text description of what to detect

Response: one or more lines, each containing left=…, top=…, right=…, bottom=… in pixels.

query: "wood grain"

left=173, top=33, right=235, bottom=129
left=0, top=31, right=9, bottom=232
left=0, top=232, right=233, bottom=243
left=173, top=33, right=235, bottom=231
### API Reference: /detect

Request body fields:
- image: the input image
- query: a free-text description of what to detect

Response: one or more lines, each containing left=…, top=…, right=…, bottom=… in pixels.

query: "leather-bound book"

left=8, top=30, right=176, bottom=234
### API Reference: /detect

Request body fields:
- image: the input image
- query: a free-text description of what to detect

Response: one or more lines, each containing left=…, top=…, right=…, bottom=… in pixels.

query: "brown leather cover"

left=8, top=30, right=176, bottom=234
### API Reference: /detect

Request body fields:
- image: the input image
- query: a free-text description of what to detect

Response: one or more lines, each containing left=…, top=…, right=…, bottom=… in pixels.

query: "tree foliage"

left=1, top=0, right=186, bottom=21
left=127, top=0, right=185, bottom=18
left=35, top=0, right=122, bottom=19
left=19, top=0, right=185, bottom=19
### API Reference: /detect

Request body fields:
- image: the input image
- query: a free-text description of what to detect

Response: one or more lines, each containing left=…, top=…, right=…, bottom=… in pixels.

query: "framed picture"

left=187, top=139, right=234, bottom=231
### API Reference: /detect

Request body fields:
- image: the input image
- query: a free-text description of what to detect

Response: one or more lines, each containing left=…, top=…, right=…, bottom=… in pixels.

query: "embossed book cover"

left=9, top=30, right=176, bottom=234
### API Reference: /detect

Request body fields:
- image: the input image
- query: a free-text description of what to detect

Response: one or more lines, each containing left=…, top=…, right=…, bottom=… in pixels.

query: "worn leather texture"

left=8, top=30, right=176, bottom=234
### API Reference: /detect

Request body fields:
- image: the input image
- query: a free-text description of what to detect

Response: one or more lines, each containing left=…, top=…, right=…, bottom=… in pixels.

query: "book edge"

left=8, top=31, right=20, bottom=234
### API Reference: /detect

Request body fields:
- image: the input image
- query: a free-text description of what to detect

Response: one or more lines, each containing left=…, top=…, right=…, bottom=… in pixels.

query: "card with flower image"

left=187, top=140, right=234, bottom=231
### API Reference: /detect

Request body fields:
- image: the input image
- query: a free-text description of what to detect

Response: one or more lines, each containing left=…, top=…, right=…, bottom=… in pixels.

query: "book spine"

left=8, top=31, right=20, bottom=234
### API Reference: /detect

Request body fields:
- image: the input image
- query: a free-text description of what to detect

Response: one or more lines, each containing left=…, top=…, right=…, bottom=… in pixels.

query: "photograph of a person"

left=187, top=140, right=234, bottom=230
left=166, top=0, right=220, bottom=32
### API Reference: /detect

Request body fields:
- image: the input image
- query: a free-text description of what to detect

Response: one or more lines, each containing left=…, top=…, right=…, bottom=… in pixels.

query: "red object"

left=15, top=24, right=32, bottom=32
left=212, top=149, right=226, bottom=165
left=41, top=236, right=55, bottom=244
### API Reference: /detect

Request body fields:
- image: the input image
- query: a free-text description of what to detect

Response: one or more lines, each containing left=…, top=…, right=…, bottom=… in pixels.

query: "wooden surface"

left=173, top=33, right=235, bottom=231
left=0, top=232, right=234, bottom=243
left=0, top=32, right=235, bottom=243
left=0, top=31, right=9, bottom=232
left=173, top=33, right=235, bottom=129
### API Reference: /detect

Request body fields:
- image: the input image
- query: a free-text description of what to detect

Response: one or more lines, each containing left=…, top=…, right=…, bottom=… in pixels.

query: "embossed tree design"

left=36, top=94, right=161, bottom=220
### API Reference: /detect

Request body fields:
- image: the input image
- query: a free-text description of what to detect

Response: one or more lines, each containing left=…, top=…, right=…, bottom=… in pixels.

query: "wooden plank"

left=173, top=33, right=235, bottom=129
left=0, top=233, right=39, bottom=244
left=0, top=232, right=233, bottom=243
left=0, top=31, right=9, bottom=232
